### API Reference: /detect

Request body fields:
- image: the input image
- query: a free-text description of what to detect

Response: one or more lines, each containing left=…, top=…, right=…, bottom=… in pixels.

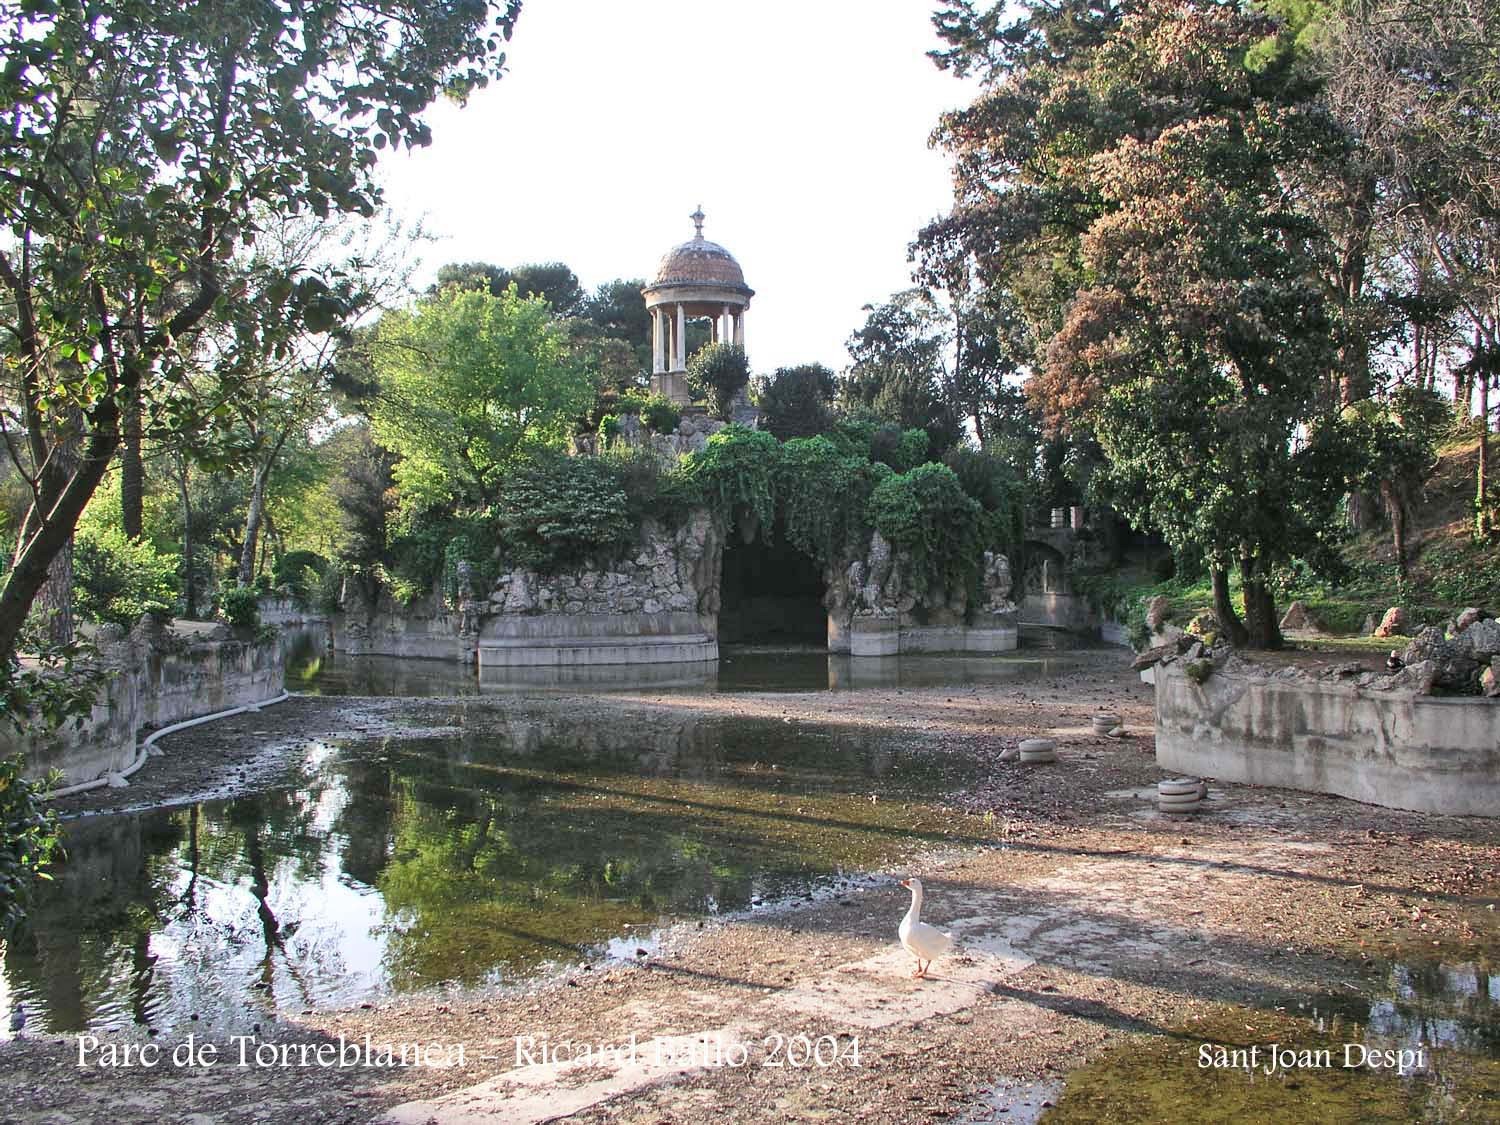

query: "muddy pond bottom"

left=2, top=708, right=983, bottom=1040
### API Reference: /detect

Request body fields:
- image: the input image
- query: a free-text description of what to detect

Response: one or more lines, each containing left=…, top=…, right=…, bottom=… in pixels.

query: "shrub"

left=316, top=565, right=346, bottom=613
left=869, top=424, right=931, bottom=473
left=681, top=425, right=779, bottom=539
left=775, top=436, right=881, bottom=564
left=273, top=550, right=328, bottom=598
left=685, top=342, right=750, bottom=419
left=943, top=447, right=1026, bottom=555
left=0, top=750, right=58, bottom=937
left=755, top=363, right=835, bottom=441
left=867, top=463, right=985, bottom=601
left=493, top=450, right=635, bottom=571
left=72, top=526, right=179, bottom=628
left=639, top=394, right=681, bottom=434
left=219, top=586, right=260, bottom=630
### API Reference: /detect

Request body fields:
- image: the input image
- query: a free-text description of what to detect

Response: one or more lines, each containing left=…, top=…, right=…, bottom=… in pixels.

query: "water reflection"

left=287, top=645, right=1103, bottom=697
left=3, top=710, right=969, bottom=1037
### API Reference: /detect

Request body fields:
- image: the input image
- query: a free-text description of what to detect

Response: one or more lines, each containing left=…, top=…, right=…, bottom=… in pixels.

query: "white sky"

left=376, top=0, right=977, bottom=374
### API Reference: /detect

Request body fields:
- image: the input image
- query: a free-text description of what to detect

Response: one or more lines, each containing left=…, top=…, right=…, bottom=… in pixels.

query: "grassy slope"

left=1080, top=435, right=1500, bottom=649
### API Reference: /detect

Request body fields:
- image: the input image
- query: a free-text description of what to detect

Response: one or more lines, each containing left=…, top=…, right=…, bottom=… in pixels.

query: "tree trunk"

left=37, top=538, right=74, bottom=647
left=1348, top=490, right=1380, bottom=532
left=177, top=455, right=197, bottom=619
left=1210, top=564, right=1248, bottom=647
left=0, top=421, right=120, bottom=662
left=11, top=414, right=84, bottom=649
left=1380, top=480, right=1409, bottom=577
left=1479, top=368, right=1492, bottom=537
left=1239, top=555, right=1283, bottom=650
left=237, top=465, right=268, bottom=588
left=120, top=386, right=144, bottom=540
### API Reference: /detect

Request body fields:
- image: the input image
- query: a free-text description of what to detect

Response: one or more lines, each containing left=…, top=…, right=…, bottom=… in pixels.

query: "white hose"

left=44, top=690, right=293, bottom=801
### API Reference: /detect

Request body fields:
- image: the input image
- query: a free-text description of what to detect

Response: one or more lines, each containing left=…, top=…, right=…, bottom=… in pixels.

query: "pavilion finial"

left=690, top=205, right=705, bottom=238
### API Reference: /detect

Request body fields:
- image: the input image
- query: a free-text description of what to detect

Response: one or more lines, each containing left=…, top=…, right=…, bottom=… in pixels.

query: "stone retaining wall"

left=6, top=623, right=285, bottom=788
left=1152, top=663, right=1500, bottom=817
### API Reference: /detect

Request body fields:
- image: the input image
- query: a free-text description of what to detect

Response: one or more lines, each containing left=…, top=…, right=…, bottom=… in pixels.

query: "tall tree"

left=842, top=289, right=959, bottom=445
left=0, top=0, right=522, bottom=663
left=368, top=285, right=591, bottom=510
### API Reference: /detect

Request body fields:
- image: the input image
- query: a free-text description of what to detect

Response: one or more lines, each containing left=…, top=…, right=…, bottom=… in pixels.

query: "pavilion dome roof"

left=645, top=208, right=753, bottom=297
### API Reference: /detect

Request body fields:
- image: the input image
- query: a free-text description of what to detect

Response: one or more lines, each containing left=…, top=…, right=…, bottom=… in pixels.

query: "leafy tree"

left=1337, top=385, right=1451, bottom=577
left=369, top=285, right=592, bottom=509
left=842, top=290, right=962, bottom=452
left=0, top=0, right=522, bottom=664
left=581, top=279, right=653, bottom=360
left=686, top=343, right=751, bottom=420
left=1051, top=3, right=1349, bottom=647
left=73, top=525, right=178, bottom=628
left=755, top=364, right=836, bottom=441
left=434, top=260, right=585, bottom=316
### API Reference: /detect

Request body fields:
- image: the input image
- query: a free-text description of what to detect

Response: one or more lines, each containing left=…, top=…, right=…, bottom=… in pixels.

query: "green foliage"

left=869, top=425, right=933, bottom=473
left=72, top=526, right=179, bottom=629
left=943, top=447, right=1026, bottom=556
left=1422, top=540, right=1500, bottom=608
left=369, top=285, right=594, bottom=509
left=271, top=551, right=328, bottom=603
left=639, top=395, right=681, bottom=435
left=219, top=587, right=260, bottom=630
left=0, top=0, right=522, bottom=664
left=0, top=750, right=59, bottom=938
left=599, top=414, right=623, bottom=444
left=316, top=565, right=346, bottom=614
left=686, top=343, right=751, bottom=420
left=681, top=426, right=779, bottom=540
left=866, top=464, right=985, bottom=601
left=604, top=391, right=681, bottom=436
left=493, top=452, right=635, bottom=572
left=755, top=363, right=836, bottom=441
left=775, top=437, right=882, bottom=564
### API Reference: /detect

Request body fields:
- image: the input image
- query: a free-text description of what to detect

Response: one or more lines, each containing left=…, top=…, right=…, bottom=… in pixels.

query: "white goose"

left=898, top=877, right=953, bottom=979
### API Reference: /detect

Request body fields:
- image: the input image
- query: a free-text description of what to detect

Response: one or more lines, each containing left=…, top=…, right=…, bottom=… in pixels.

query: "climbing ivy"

left=775, top=436, right=887, bottom=565
left=681, top=426, right=779, bottom=540
left=866, top=463, right=986, bottom=602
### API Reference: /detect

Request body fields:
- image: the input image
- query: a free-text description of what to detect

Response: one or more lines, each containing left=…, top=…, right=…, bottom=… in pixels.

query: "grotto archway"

left=716, top=521, right=828, bottom=646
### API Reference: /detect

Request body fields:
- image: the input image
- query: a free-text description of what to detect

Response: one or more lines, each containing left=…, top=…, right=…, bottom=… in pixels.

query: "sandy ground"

left=4, top=651, right=1498, bottom=1123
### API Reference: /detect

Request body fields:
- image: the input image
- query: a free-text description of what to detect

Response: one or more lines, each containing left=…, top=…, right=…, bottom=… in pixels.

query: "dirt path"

left=6, top=653, right=1498, bottom=1123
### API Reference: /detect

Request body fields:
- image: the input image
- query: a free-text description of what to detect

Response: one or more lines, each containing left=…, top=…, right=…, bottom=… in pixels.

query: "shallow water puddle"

left=1, top=710, right=985, bottom=1039
left=1039, top=961, right=1500, bottom=1122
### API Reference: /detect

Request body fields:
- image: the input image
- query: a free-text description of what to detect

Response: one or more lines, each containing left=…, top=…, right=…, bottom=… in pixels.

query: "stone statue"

left=455, top=560, right=480, bottom=635
left=981, top=550, right=1016, bottom=614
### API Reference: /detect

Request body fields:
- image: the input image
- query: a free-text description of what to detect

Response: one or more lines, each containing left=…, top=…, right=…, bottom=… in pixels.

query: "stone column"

left=733, top=309, right=745, bottom=347
left=651, top=308, right=664, bottom=374
left=674, top=303, right=686, bottom=371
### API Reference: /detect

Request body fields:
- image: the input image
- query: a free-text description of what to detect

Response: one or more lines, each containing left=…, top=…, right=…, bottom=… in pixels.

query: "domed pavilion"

left=642, top=206, right=753, bottom=405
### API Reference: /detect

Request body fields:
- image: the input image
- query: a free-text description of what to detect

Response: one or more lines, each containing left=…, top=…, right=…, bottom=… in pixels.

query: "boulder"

left=1278, top=600, right=1315, bottom=632
left=1145, top=595, right=1171, bottom=631
left=1362, top=613, right=1378, bottom=636
left=1481, top=662, right=1499, bottom=698
left=1401, top=627, right=1480, bottom=693
left=1185, top=611, right=1220, bottom=637
left=1455, top=607, right=1488, bottom=632
left=1373, top=606, right=1408, bottom=638
left=1455, top=618, right=1500, bottom=662
left=1130, top=644, right=1177, bottom=671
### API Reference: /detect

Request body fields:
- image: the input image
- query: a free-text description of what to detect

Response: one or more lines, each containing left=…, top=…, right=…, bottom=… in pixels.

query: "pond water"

left=284, top=637, right=1107, bottom=697
left=1, top=708, right=985, bottom=1040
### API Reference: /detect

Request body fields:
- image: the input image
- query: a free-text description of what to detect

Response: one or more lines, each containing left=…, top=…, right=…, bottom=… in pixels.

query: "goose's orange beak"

left=899, top=878, right=910, bottom=888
